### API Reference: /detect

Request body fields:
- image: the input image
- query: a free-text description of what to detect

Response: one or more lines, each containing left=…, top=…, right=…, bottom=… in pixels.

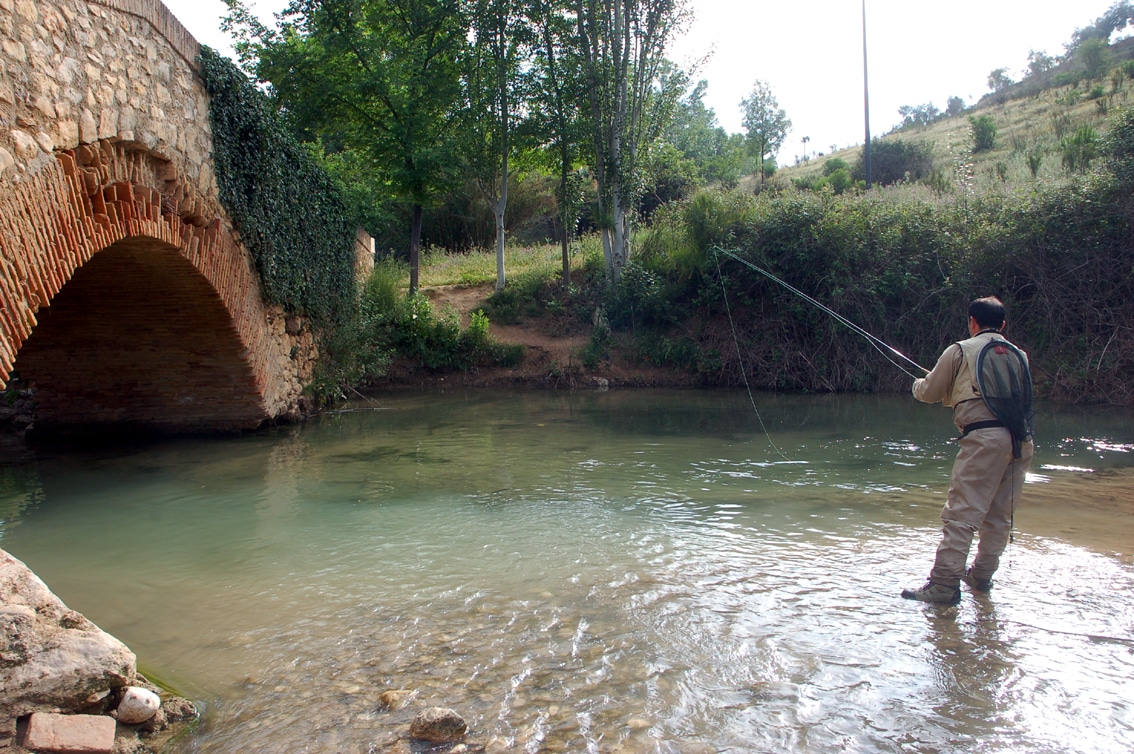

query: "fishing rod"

left=713, top=247, right=929, bottom=379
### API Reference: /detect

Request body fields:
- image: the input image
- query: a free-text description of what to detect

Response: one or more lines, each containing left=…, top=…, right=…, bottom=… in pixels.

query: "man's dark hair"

left=969, top=296, right=1006, bottom=329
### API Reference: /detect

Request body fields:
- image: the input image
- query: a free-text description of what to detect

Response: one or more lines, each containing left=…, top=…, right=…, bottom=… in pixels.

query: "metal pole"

left=862, top=0, right=872, bottom=189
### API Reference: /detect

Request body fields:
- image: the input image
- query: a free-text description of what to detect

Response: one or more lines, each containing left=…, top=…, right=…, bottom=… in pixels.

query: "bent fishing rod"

left=713, top=247, right=929, bottom=379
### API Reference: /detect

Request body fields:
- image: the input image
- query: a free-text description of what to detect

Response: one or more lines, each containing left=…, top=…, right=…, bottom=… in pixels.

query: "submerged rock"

left=410, top=706, right=468, bottom=743
left=378, top=689, right=415, bottom=710
left=0, top=548, right=136, bottom=723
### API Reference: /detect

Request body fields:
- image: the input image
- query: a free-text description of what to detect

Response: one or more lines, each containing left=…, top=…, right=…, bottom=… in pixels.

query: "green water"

left=1, top=390, right=1132, bottom=753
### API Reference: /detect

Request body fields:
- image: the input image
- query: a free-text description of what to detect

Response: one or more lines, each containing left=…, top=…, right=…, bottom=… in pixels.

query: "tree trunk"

left=495, top=142, right=509, bottom=291
left=560, top=222, right=570, bottom=289
left=610, top=192, right=626, bottom=282
left=409, top=203, right=423, bottom=295
left=494, top=199, right=506, bottom=292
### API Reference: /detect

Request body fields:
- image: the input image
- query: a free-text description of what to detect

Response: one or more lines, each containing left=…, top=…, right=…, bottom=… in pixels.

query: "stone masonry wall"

left=0, top=0, right=328, bottom=429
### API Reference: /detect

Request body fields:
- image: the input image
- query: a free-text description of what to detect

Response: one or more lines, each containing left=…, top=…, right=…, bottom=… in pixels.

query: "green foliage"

left=1061, top=125, right=1100, bottom=172
left=1105, top=106, right=1134, bottom=187
left=1077, top=38, right=1112, bottom=80
left=640, top=143, right=700, bottom=218
left=1027, top=50, right=1056, bottom=78
left=970, top=114, right=997, bottom=153
left=987, top=68, right=1014, bottom=93
left=741, top=80, right=791, bottom=181
left=309, top=260, right=523, bottom=400
left=482, top=269, right=554, bottom=323
left=682, top=189, right=759, bottom=252
left=897, top=102, right=941, bottom=130
left=851, top=139, right=934, bottom=186
left=581, top=308, right=612, bottom=369
left=197, top=47, right=356, bottom=326
left=823, top=157, right=849, bottom=176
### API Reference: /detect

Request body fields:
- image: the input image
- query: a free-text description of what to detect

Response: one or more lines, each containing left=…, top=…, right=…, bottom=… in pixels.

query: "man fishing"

left=901, top=296, right=1034, bottom=604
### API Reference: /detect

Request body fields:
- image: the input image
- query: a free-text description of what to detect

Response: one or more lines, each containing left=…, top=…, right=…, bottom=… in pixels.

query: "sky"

left=165, top=0, right=1122, bottom=163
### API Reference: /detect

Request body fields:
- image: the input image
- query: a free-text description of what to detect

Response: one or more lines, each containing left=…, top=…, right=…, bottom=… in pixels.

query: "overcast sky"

left=165, top=0, right=1123, bottom=162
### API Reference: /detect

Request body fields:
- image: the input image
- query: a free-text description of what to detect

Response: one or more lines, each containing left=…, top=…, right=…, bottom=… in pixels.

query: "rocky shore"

left=0, top=549, right=197, bottom=753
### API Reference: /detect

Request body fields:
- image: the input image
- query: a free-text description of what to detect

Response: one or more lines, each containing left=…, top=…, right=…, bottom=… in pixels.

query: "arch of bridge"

left=1, top=0, right=333, bottom=432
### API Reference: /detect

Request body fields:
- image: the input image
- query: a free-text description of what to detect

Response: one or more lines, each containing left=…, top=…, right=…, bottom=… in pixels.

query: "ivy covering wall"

left=198, top=46, right=355, bottom=326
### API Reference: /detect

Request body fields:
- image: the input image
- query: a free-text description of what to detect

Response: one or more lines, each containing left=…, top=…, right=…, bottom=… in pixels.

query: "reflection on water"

left=1, top=390, right=1133, bottom=753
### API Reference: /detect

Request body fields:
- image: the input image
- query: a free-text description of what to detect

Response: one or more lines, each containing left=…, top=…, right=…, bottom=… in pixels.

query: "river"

left=1, top=389, right=1132, bottom=753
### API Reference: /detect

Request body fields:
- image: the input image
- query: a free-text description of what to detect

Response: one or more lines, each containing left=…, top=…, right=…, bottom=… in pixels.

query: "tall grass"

left=418, top=243, right=564, bottom=287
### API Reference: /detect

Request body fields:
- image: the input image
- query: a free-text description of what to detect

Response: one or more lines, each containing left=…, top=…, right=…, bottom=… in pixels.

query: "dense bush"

left=308, top=261, right=523, bottom=401
left=602, top=106, right=1134, bottom=401
left=970, top=114, right=997, bottom=152
left=851, top=139, right=934, bottom=186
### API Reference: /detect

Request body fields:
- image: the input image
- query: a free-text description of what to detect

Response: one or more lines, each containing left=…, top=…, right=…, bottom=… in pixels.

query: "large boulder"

left=0, top=548, right=136, bottom=724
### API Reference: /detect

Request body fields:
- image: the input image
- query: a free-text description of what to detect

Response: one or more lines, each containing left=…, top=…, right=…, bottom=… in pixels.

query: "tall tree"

left=529, top=0, right=588, bottom=287
left=986, top=67, right=1014, bottom=93
left=462, top=0, right=529, bottom=291
left=223, top=0, right=466, bottom=293
left=740, top=80, right=790, bottom=186
left=575, top=0, right=691, bottom=282
left=664, top=80, right=728, bottom=177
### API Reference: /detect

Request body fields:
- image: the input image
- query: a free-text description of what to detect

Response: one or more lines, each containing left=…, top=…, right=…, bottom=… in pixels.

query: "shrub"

left=970, top=114, right=997, bottom=152
left=1061, top=125, right=1099, bottom=172
left=826, top=168, right=853, bottom=194
left=851, top=138, right=934, bottom=186
left=1105, top=106, right=1134, bottom=187
left=823, top=157, right=849, bottom=176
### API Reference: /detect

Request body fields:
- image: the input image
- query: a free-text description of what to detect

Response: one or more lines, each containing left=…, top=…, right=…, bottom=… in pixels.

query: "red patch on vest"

left=993, top=345, right=1009, bottom=354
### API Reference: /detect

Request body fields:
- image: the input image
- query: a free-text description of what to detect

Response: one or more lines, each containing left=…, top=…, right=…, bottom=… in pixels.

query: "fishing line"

left=713, top=247, right=928, bottom=380
left=713, top=251, right=790, bottom=462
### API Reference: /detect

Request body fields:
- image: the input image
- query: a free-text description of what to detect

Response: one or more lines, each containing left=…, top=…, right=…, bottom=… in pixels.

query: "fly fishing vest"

left=950, top=330, right=1034, bottom=458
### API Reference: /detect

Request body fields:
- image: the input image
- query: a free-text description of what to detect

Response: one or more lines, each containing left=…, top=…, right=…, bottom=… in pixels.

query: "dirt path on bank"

left=419, top=283, right=695, bottom=389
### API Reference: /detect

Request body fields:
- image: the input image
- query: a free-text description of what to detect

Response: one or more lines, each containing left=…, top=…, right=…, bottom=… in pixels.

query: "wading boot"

left=901, top=580, right=961, bottom=604
left=961, top=568, right=993, bottom=592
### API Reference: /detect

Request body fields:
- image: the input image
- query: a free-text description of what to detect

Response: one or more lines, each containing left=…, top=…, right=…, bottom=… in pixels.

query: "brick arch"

left=16, top=237, right=265, bottom=433
left=1, top=140, right=314, bottom=433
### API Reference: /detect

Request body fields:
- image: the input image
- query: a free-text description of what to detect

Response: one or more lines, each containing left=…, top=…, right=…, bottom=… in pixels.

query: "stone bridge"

left=0, top=0, right=371, bottom=435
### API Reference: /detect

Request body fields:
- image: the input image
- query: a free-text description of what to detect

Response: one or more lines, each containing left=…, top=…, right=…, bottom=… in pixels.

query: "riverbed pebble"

left=410, top=706, right=468, bottom=743
left=378, top=689, right=414, bottom=710
left=117, top=686, right=161, bottom=724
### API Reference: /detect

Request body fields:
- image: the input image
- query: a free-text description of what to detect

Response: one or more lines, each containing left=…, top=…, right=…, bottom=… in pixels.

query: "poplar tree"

left=462, top=0, right=529, bottom=292
left=529, top=0, right=588, bottom=287
left=574, top=0, right=691, bottom=282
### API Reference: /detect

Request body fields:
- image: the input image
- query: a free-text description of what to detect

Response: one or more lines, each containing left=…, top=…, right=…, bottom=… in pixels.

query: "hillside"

left=779, top=46, right=1134, bottom=193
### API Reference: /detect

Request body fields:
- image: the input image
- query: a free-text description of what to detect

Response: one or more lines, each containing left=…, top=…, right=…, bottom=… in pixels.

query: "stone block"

left=22, top=712, right=115, bottom=754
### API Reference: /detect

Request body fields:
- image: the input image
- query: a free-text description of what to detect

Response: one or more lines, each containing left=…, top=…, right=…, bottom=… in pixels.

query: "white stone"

left=9, top=129, right=39, bottom=159
left=117, top=686, right=160, bottom=724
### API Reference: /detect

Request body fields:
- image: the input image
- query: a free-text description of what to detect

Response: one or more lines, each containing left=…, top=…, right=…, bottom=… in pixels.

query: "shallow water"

left=1, top=390, right=1133, bottom=753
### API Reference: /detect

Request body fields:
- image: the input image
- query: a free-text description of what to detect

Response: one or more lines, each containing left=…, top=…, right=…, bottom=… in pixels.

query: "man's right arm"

left=912, top=344, right=961, bottom=404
